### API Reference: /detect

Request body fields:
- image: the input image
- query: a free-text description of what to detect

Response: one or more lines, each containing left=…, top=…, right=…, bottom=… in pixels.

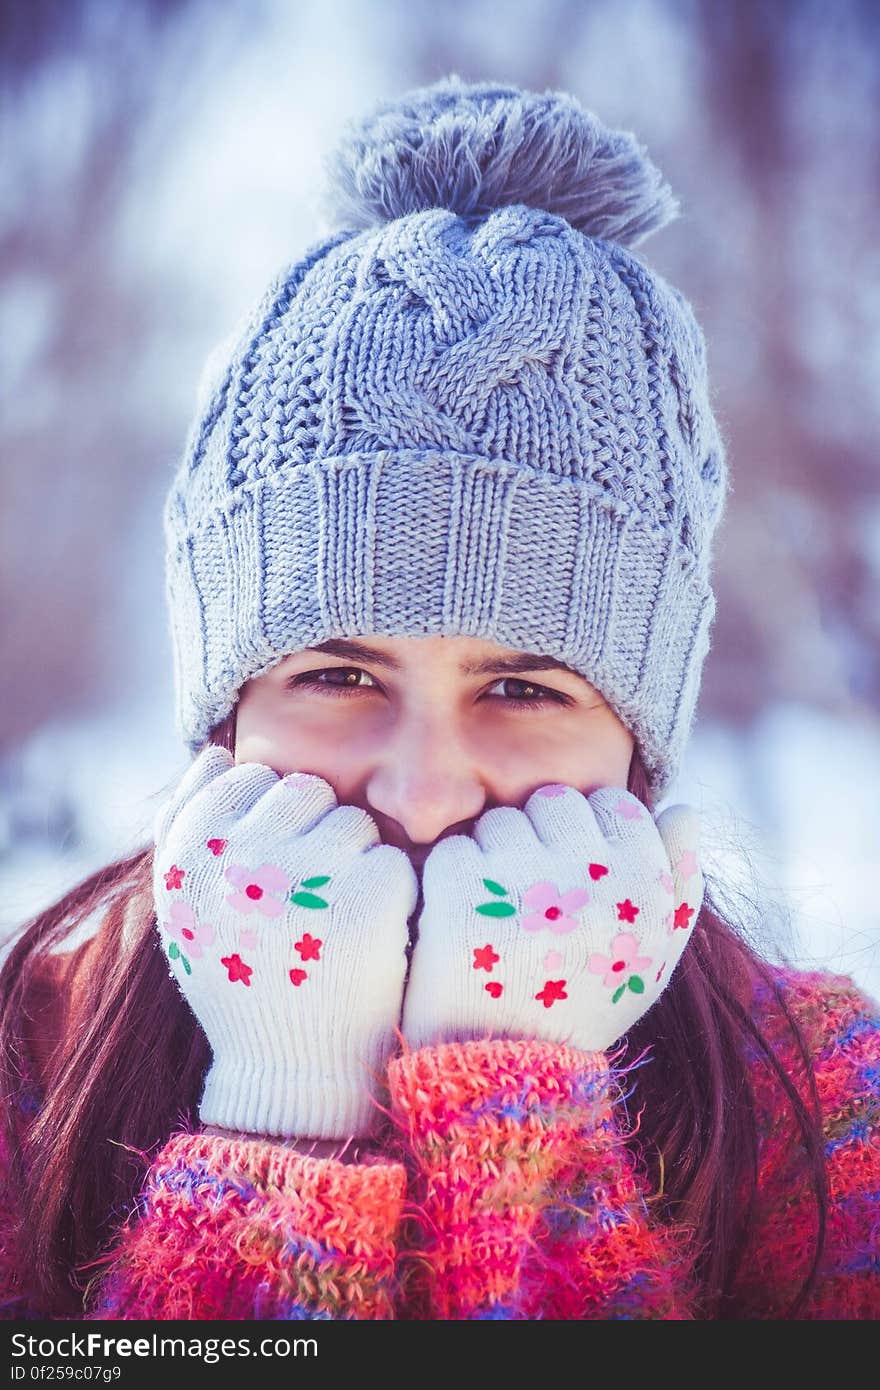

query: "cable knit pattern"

left=1, top=967, right=876, bottom=1319
left=163, top=78, right=728, bottom=803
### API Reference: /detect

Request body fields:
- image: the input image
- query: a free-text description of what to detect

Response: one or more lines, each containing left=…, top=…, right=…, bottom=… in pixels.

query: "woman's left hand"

left=402, top=784, right=704, bottom=1053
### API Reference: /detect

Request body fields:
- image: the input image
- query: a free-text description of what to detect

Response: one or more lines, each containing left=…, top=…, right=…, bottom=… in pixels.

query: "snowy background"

left=1, top=0, right=878, bottom=996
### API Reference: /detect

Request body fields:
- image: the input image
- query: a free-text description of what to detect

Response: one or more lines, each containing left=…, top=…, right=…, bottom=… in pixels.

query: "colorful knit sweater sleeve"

left=730, top=968, right=880, bottom=1318
left=84, top=1133, right=406, bottom=1320
left=386, top=1038, right=696, bottom=1319
left=0, top=1116, right=406, bottom=1320
left=387, top=969, right=880, bottom=1320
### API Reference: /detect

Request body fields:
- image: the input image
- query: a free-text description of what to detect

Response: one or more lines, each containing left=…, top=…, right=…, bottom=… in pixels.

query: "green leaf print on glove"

left=290, top=872, right=333, bottom=909
left=476, top=878, right=517, bottom=917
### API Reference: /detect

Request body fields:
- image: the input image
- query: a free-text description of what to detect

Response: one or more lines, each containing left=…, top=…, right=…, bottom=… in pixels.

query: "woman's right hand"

left=151, top=745, right=418, bottom=1141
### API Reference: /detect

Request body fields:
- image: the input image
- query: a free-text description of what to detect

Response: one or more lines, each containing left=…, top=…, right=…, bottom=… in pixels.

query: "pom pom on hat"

left=320, top=72, right=680, bottom=247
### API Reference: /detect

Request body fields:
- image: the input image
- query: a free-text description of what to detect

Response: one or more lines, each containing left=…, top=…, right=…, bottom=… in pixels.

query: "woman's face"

left=234, top=634, right=635, bottom=867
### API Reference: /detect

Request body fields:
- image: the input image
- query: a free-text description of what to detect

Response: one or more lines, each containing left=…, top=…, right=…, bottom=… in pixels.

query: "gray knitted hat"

left=163, top=75, right=728, bottom=803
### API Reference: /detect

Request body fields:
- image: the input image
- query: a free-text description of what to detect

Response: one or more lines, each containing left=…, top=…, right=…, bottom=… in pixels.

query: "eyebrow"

left=304, top=637, right=588, bottom=682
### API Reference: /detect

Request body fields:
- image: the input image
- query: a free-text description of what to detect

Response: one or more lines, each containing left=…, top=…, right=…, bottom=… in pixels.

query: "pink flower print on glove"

left=162, top=901, right=215, bottom=959
left=521, top=880, right=589, bottom=935
left=224, top=861, right=291, bottom=918
left=589, top=931, right=652, bottom=1003
left=676, top=849, right=700, bottom=879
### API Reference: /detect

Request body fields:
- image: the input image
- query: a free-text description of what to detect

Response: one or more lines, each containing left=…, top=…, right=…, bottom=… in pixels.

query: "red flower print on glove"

left=616, top=897, right=640, bottom=923
left=473, top=944, right=500, bottom=972
left=164, top=864, right=185, bottom=890
left=673, top=901, right=697, bottom=930
left=535, top=979, right=568, bottom=1008
left=521, top=881, right=590, bottom=935
left=220, top=953, right=253, bottom=986
left=224, top=861, right=291, bottom=918
left=294, top=933, right=322, bottom=962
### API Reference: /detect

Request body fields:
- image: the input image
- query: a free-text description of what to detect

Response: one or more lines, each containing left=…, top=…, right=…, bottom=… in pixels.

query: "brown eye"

left=287, top=667, right=377, bottom=695
left=486, top=678, right=567, bottom=709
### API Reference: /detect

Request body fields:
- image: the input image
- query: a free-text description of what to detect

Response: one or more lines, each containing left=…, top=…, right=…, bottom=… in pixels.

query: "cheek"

left=234, top=701, right=323, bottom=772
left=234, top=703, right=368, bottom=795
left=568, top=718, right=635, bottom=782
left=484, top=715, right=633, bottom=789
left=576, top=736, right=634, bottom=788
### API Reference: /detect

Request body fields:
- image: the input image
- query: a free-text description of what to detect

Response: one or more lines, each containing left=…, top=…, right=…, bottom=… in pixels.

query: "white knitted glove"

left=402, top=783, right=703, bottom=1052
left=152, top=746, right=418, bottom=1139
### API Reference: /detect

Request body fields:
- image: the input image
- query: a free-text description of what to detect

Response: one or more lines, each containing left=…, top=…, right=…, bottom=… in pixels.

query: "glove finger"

left=655, top=802, right=702, bottom=873
left=152, top=745, right=234, bottom=845
left=236, top=770, right=340, bottom=840
left=167, top=761, right=281, bottom=854
left=421, top=831, right=527, bottom=949
left=421, top=832, right=484, bottom=897
left=522, top=782, right=607, bottom=854
left=301, top=802, right=383, bottom=857
left=354, top=841, right=421, bottom=927
left=655, top=803, right=704, bottom=933
left=471, top=805, right=540, bottom=855
left=587, top=786, right=670, bottom=877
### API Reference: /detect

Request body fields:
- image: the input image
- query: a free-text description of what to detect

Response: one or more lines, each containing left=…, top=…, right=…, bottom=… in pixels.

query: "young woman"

left=1, top=76, right=877, bottom=1322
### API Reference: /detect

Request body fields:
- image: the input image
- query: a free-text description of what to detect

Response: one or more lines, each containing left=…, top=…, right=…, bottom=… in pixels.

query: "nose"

left=363, top=707, right=487, bottom=849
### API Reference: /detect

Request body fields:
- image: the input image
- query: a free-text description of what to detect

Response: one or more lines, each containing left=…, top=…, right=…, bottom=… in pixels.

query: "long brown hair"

left=0, top=713, right=827, bottom=1318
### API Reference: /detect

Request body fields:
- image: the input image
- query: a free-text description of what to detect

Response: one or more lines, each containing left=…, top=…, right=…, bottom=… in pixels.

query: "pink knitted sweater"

left=1, top=966, right=877, bottom=1319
